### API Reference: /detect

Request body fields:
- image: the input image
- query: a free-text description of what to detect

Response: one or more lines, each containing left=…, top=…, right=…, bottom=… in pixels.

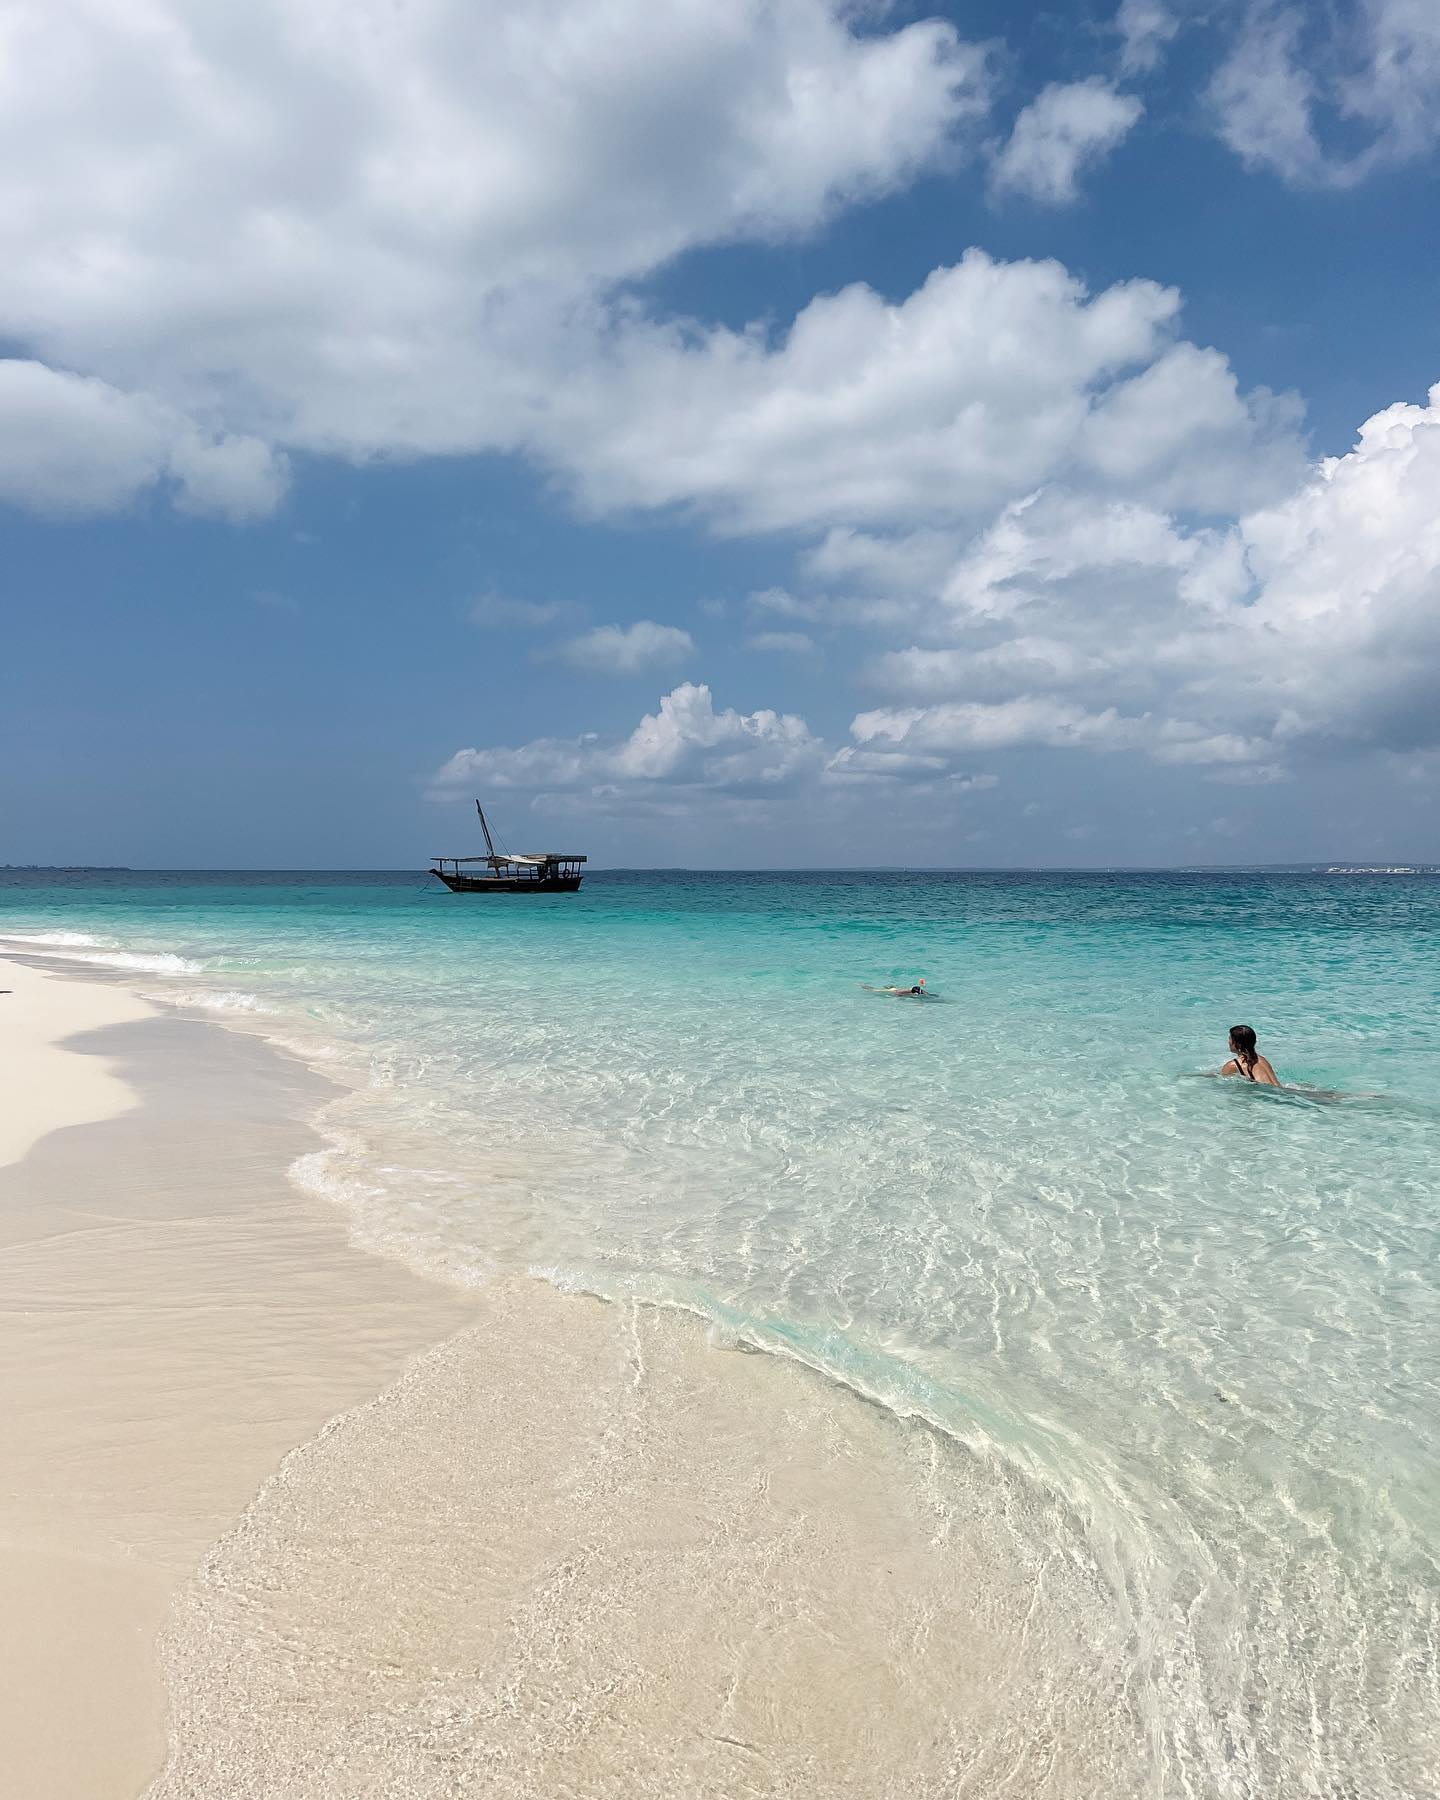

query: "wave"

left=0, top=928, right=111, bottom=947
left=529, top=1260, right=1066, bottom=1482
left=144, top=987, right=274, bottom=1014
left=40, top=946, right=203, bottom=975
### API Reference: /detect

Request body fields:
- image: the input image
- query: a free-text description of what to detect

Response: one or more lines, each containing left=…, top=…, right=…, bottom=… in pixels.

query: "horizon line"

left=4, top=862, right=1438, bottom=877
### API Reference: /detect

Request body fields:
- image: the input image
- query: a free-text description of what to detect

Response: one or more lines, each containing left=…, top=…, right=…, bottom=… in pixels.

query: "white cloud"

left=802, top=527, right=960, bottom=594
left=0, top=361, right=169, bottom=516
left=1209, top=9, right=1322, bottom=183
left=1205, top=763, right=1290, bottom=787
left=1151, top=729, right=1274, bottom=766
left=0, top=359, right=285, bottom=519
left=938, top=489, right=1209, bottom=621
left=824, top=747, right=950, bottom=781
left=745, top=581, right=919, bottom=632
left=554, top=620, right=695, bottom=675
left=749, top=586, right=827, bottom=622
left=167, top=428, right=290, bottom=521
left=0, top=0, right=987, bottom=517
left=1115, top=0, right=1181, bottom=75
left=431, top=385, right=1440, bottom=826
left=823, top=746, right=999, bottom=787
left=542, top=251, right=1301, bottom=532
left=1218, top=383, right=1440, bottom=749
left=989, top=80, right=1143, bottom=205
left=1080, top=343, right=1302, bottom=512
left=1211, top=1, right=1440, bottom=186
left=433, top=682, right=823, bottom=796
left=835, top=382, right=1440, bottom=783
left=746, top=631, right=816, bottom=654
left=433, top=679, right=1016, bottom=813
left=0, top=6, right=1309, bottom=553
left=869, top=638, right=1115, bottom=702
left=852, top=696, right=1156, bottom=755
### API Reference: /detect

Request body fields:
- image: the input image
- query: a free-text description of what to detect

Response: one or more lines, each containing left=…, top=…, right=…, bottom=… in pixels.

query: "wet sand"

left=0, top=957, right=473, bottom=1798
left=150, top=1279, right=1142, bottom=1800
left=1, top=955, right=1141, bottom=1799
left=0, top=955, right=149, bottom=1163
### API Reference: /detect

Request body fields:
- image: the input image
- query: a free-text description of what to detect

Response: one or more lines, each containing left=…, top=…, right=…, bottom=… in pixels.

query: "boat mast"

left=475, top=799, right=499, bottom=863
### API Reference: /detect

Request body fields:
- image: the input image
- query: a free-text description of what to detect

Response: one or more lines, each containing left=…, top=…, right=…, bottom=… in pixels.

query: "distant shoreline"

left=4, top=863, right=1437, bottom=877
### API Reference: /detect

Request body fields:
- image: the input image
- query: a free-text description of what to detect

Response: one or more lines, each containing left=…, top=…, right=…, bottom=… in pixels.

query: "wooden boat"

left=431, top=802, right=586, bottom=894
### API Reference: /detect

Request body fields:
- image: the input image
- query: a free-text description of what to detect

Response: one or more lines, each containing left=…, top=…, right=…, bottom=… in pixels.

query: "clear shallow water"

left=4, top=868, right=1438, bottom=1796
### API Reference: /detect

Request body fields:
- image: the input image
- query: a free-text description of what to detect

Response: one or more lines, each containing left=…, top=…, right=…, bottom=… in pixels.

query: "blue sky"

left=2, top=0, right=1438, bottom=868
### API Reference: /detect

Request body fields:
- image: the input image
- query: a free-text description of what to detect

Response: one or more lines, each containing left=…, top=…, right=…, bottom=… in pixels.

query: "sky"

left=2, top=0, right=1439, bottom=870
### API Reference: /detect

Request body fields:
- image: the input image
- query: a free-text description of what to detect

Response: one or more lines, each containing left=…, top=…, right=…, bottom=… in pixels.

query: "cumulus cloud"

left=0, top=0, right=987, bottom=518
left=0, top=0, right=1300, bottom=544
left=543, top=251, right=1302, bottom=532
left=433, top=683, right=824, bottom=796
left=433, top=680, right=1018, bottom=813
left=1211, top=1, right=1440, bottom=186
left=429, top=382, right=1440, bottom=829
left=0, top=359, right=286, bottom=519
left=937, top=489, right=1229, bottom=623
left=989, top=80, right=1143, bottom=205
left=1218, top=383, right=1440, bottom=748
left=836, top=383, right=1440, bottom=784
left=0, top=4, right=1310, bottom=556
left=554, top=620, right=695, bottom=674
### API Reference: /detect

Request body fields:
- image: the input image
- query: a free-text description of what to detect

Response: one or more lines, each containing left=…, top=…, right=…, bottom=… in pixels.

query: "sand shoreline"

left=1, top=952, right=1152, bottom=1799
left=0, top=955, right=474, bottom=1798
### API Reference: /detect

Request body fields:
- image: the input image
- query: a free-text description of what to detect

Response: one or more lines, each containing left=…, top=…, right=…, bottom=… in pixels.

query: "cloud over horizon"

left=434, top=383, right=1440, bottom=826
left=3, top=0, right=1437, bottom=865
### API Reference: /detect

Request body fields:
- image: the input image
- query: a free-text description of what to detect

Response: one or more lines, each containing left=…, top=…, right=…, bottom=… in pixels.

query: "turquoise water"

left=4, top=869, right=1438, bottom=1796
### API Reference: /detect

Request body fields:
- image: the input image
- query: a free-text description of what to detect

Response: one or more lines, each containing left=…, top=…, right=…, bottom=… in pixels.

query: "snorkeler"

left=1221, top=1024, right=1280, bottom=1086
left=861, top=979, right=931, bottom=998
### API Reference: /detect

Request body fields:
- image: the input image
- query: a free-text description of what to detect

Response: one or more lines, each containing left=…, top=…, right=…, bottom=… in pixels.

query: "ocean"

left=3, top=867, right=1437, bottom=1797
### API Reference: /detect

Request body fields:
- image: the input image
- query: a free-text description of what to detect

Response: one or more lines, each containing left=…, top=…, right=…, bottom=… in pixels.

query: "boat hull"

left=432, top=870, right=583, bottom=894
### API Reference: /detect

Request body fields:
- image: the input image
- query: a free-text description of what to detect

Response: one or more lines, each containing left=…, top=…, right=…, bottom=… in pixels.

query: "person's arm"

left=1253, top=1056, right=1281, bottom=1086
left=1220, top=1058, right=1238, bottom=1076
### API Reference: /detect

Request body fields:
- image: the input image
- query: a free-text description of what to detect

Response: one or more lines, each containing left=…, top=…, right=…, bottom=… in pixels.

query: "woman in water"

left=1221, top=1024, right=1280, bottom=1086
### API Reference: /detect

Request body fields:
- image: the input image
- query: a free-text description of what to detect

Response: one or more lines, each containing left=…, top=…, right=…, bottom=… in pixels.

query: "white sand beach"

left=1, top=953, right=1141, bottom=1800
left=0, top=957, right=150, bottom=1163
left=0, top=957, right=473, bottom=1798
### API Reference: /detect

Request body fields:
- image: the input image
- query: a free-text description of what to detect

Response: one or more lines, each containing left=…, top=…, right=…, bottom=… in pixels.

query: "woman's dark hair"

left=1229, top=1024, right=1258, bottom=1071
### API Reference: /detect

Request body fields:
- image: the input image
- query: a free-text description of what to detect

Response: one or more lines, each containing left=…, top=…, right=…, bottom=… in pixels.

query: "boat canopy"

left=431, top=804, right=587, bottom=871
left=431, top=852, right=587, bottom=865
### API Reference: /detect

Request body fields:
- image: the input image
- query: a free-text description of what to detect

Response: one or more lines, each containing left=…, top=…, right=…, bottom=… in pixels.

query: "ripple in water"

left=5, top=869, right=1438, bottom=1796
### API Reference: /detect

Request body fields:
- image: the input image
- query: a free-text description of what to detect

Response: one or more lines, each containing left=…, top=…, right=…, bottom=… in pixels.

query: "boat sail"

left=431, top=802, right=586, bottom=894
